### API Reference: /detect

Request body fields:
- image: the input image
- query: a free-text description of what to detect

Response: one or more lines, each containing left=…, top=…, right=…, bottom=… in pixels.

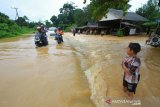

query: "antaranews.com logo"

left=105, top=98, right=141, bottom=106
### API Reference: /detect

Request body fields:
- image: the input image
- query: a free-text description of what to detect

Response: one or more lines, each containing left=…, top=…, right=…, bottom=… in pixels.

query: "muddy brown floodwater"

left=0, top=35, right=95, bottom=107
left=0, top=33, right=160, bottom=107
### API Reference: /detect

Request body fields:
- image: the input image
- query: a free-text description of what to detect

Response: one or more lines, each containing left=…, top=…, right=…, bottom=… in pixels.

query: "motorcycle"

left=55, top=34, right=63, bottom=44
left=146, top=27, right=160, bottom=47
left=34, top=32, right=48, bottom=47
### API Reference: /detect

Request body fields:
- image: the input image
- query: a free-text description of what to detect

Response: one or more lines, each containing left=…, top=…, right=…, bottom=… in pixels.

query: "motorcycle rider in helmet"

left=40, top=25, right=48, bottom=45
left=56, top=27, right=64, bottom=43
left=34, top=26, right=48, bottom=47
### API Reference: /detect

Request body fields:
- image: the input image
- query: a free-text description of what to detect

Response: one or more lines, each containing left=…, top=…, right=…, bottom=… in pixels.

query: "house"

left=99, top=9, right=148, bottom=35
left=76, top=22, right=99, bottom=34
left=76, top=9, right=148, bottom=36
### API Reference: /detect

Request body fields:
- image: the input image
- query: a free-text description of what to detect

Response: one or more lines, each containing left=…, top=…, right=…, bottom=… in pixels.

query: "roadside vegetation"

left=136, top=0, right=160, bottom=31
left=0, top=0, right=159, bottom=38
left=0, top=12, right=44, bottom=38
left=49, top=0, right=159, bottom=31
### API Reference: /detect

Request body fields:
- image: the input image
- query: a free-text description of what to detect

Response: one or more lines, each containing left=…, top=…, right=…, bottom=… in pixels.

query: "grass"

left=0, top=27, right=35, bottom=39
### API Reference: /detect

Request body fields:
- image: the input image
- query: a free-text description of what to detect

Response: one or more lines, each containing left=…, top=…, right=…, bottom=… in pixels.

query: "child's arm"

left=122, top=62, right=130, bottom=74
left=123, top=62, right=138, bottom=75
left=121, top=63, right=125, bottom=70
left=121, top=60, right=126, bottom=70
left=121, top=60, right=129, bottom=71
left=129, top=59, right=140, bottom=75
left=130, top=66, right=138, bottom=76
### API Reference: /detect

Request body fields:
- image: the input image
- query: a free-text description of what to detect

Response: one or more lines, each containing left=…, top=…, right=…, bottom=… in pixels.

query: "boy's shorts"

left=123, top=77, right=137, bottom=94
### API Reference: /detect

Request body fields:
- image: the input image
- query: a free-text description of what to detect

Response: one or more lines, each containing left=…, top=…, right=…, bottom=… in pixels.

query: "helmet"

left=37, top=26, right=41, bottom=30
left=41, top=25, right=44, bottom=28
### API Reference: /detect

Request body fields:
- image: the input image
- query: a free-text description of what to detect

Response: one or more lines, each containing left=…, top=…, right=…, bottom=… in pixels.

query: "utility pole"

left=11, top=7, right=19, bottom=20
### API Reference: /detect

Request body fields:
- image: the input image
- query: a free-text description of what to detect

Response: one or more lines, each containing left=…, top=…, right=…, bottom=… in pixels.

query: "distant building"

left=99, top=9, right=148, bottom=35
left=76, top=9, right=148, bottom=36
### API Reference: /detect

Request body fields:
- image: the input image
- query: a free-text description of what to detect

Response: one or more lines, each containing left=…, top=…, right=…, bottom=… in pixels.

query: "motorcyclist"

left=34, top=26, right=42, bottom=47
left=34, top=26, right=48, bottom=47
left=56, top=27, right=64, bottom=43
left=40, top=25, right=47, bottom=35
left=40, top=25, right=48, bottom=45
left=36, top=26, right=41, bottom=32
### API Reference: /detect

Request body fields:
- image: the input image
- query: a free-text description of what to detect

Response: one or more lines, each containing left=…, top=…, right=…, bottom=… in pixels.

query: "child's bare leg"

left=128, top=92, right=134, bottom=100
left=123, top=86, right=127, bottom=92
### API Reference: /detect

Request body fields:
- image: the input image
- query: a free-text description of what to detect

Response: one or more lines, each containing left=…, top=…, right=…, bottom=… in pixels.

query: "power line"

left=11, top=7, right=19, bottom=20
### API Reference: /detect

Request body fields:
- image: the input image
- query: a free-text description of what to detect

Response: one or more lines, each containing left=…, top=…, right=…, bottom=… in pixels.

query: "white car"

left=46, top=27, right=57, bottom=36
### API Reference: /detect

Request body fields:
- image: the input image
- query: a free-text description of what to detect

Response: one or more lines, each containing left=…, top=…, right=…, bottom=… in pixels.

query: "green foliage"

left=65, top=24, right=77, bottom=32
left=0, top=12, right=34, bottom=38
left=50, top=15, right=59, bottom=26
left=15, top=16, right=40, bottom=28
left=136, top=0, right=160, bottom=21
left=0, top=27, right=33, bottom=38
left=15, top=16, right=28, bottom=26
left=0, top=12, right=10, bottom=23
left=116, top=29, right=124, bottom=37
left=50, top=2, right=92, bottom=30
left=49, top=0, right=132, bottom=30
left=73, top=9, right=88, bottom=26
left=59, top=2, right=75, bottom=26
left=50, top=2, right=77, bottom=29
left=59, top=2, right=75, bottom=14
left=45, top=20, right=52, bottom=27
left=84, top=0, right=131, bottom=20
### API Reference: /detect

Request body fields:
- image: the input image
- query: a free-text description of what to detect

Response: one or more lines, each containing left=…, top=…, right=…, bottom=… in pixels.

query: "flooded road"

left=0, top=35, right=95, bottom=107
left=0, top=33, right=160, bottom=107
left=64, top=33, right=160, bottom=107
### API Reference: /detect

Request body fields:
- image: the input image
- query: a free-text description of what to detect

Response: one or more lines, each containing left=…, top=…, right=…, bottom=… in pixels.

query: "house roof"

left=87, top=22, right=98, bottom=28
left=76, top=22, right=98, bottom=29
left=100, top=9, right=148, bottom=22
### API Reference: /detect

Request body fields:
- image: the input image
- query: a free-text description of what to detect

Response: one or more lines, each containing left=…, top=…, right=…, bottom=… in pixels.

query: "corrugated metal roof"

left=100, top=9, right=148, bottom=22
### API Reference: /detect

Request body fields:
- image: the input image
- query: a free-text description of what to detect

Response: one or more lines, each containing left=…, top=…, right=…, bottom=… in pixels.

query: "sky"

left=0, top=0, right=149, bottom=22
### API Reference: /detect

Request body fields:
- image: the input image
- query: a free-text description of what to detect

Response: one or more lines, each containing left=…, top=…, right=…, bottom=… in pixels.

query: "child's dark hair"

left=128, top=43, right=141, bottom=54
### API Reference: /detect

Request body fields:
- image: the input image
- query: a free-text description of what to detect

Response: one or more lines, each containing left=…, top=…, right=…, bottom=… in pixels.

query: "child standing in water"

left=121, top=43, right=141, bottom=99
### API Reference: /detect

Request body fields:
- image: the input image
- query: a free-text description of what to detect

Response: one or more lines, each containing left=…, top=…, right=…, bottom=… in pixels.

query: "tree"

left=59, top=2, right=76, bottom=24
left=60, top=2, right=75, bottom=15
left=23, top=16, right=29, bottom=22
left=50, top=2, right=76, bottom=29
left=136, top=0, right=160, bottom=21
left=57, top=14, right=68, bottom=28
left=0, top=12, right=26, bottom=38
left=84, top=0, right=131, bottom=20
left=50, top=15, right=59, bottom=26
left=73, top=9, right=88, bottom=26
left=45, top=20, right=52, bottom=27
left=15, top=16, right=28, bottom=26
left=0, top=12, right=10, bottom=23
left=28, top=22, right=37, bottom=28
left=82, top=4, right=95, bottom=22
